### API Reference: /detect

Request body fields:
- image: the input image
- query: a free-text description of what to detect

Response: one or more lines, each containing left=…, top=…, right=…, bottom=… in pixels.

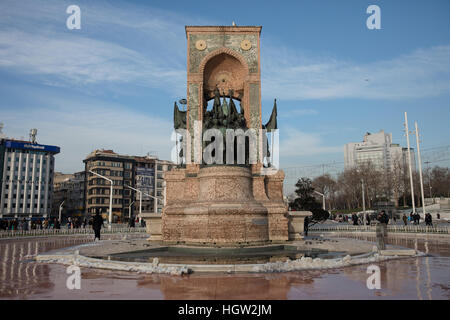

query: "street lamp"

left=125, top=185, right=142, bottom=218
left=128, top=201, right=135, bottom=219
left=89, top=170, right=113, bottom=228
left=361, top=179, right=366, bottom=225
left=59, top=200, right=65, bottom=222
left=313, top=190, right=326, bottom=210
left=142, top=191, right=163, bottom=212
left=125, top=185, right=164, bottom=218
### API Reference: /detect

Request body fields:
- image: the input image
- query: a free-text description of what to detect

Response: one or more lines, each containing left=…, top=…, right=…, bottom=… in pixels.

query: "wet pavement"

left=0, top=234, right=449, bottom=299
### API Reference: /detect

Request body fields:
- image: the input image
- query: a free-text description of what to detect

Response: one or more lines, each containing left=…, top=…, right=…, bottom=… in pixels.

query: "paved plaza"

left=0, top=232, right=449, bottom=299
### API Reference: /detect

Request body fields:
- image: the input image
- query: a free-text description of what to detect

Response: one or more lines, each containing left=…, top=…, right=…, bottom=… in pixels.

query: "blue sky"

left=0, top=0, right=449, bottom=183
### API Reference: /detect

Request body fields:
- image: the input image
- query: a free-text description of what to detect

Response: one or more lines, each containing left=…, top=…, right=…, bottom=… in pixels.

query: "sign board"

left=5, top=140, right=60, bottom=153
left=136, top=168, right=154, bottom=196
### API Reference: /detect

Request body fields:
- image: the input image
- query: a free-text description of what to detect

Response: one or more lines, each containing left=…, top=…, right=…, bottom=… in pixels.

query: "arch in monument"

left=199, top=47, right=249, bottom=102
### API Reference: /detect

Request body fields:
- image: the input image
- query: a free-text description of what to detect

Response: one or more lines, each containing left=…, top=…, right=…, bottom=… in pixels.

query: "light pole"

left=59, top=200, right=65, bottom=222
left=424, top=161, right=433, bottom=203
left=415, top=121, right=426, bottom=216
left=361, top=179, right=366, bottom=225
left=89, top=170, right=113, bottom=228
left=125, top=185, right=142, bottom=219
left=313, top=190, right=325, bottom=210
left=142, top=191, right=163, bottom=208
left=128, top=201, right=135, bottom=219
left=404, top=112, right=416, bottom=213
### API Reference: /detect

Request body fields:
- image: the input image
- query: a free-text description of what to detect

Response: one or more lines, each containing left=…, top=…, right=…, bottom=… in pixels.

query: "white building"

left=344, top=130, right=416, bottom=172
left=0, top=138, right=60, bottom=218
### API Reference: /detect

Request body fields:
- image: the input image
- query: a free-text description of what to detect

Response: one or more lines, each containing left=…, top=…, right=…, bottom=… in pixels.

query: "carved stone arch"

left=198, top=47, right=249, bottom=77
left=199, top=47, right=249, bottom=102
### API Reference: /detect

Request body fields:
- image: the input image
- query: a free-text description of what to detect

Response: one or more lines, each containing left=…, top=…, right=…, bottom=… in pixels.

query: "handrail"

left=309, top=224, right=449, bottom=234
left=0, top=226, right=147, bottom=239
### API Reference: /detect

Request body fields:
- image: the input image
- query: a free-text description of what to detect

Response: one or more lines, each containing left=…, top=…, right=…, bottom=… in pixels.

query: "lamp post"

left=404, top=112, right=416, bottom=213
left=313, top=190, right=325, bottom=210
left=142, top=191, right=163, bottom=208
left=59, top=200, right=65, bottom=222
left=128, top=201, right=135, bottom=219
left=415, top=121, right=426, bottom=216
left=361, top=179, right=366, bottom=225
left=89, top=170, right=113, bottom=228
left=125, top=185, right=142, bottom=219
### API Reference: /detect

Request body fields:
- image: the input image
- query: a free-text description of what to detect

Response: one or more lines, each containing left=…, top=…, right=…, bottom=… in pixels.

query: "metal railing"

left=0, top=226, right=147, bottom=239
left=309, top=224, right=450, bottom=234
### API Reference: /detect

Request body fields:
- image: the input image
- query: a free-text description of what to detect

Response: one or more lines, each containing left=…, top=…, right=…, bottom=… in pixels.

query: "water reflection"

left=0, top=235, right=449, bottom=299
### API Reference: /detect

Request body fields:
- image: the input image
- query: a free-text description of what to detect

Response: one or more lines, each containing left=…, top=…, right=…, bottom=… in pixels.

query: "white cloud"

left=279, top=127, right=342, bottom=158
left=262, top=45, right=450, bottom=100
left=0, top=0, right=195, bottom=95
left=1, top=95, right=174, bottom=173
left=0, top=30, right=185, bottom=92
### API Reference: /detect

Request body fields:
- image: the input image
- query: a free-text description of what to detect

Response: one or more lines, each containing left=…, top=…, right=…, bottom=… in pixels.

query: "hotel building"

left=0, top=138, right=60, bottom=218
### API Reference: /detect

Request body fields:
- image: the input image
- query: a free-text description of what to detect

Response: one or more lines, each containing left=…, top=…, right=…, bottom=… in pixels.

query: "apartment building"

left=0, top=138, right=60, bottom=218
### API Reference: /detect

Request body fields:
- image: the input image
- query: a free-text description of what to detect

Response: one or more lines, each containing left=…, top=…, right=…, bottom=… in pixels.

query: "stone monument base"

left=152, top=165, right=290, bottom=246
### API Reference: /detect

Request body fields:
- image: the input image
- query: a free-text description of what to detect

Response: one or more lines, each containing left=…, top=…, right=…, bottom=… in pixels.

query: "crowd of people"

left=0, top=217, right=61, bottom=231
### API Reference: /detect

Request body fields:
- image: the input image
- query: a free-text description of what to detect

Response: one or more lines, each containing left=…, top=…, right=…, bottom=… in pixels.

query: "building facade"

left=0, top=139, right=60, bottom=218
left=83, top=150, right=174, bottom=221
left=83, top=150, right=134, bottom=222
left=344, top=130, right=416, bottom=173
left=134, top=155, right=174, bottom=214
left=52, top=171, right=85, bottom=220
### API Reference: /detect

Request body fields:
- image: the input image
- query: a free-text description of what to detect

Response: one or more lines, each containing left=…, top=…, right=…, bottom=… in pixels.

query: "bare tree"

left=312, top=174, right=337, bottom=210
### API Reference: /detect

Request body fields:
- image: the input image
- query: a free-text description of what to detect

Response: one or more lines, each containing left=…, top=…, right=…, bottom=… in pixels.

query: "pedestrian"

left=376, top=210, right=389, bottom=250
left=437, top=213, right=440, bottom=220
left=402, top=213, right=408, bottom=226
left=92, top=209, right=104, bottom=241
left=425, top=213, right=432, bottom=226
left=22, top=218, right=28, bottom=231
left=129, top=215, right=135, bottom=228
left=303, top=216, right=309, bottom=237
left=54, top=218, right=60, bottom=230
left=352, top=213, right=358, bottom=226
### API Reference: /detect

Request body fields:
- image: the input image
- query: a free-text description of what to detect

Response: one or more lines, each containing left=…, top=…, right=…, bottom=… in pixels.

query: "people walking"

left=402, top=214, right=408, bottom=226
left=376, top=210, right=389, bottom=250
left=93, top=209, right=104, bottom=241
left=425, top=213, right=432, bottom=226
left=415, top=213, right=421, bottom=225
left=352, top=213, right=358, bottom=226
left=303, top=216, right=309, bottom=237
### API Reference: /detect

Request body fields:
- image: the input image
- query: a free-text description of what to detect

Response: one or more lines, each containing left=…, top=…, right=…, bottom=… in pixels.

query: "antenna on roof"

left=30, top=128, right=38, bottom=144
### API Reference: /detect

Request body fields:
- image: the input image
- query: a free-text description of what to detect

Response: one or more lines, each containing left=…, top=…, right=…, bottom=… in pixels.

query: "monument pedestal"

left=159, top=165, right=289, bottom=246
left=287, top=211, right=311, bottom=240
left=141, top=212, right=162, bottom=241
